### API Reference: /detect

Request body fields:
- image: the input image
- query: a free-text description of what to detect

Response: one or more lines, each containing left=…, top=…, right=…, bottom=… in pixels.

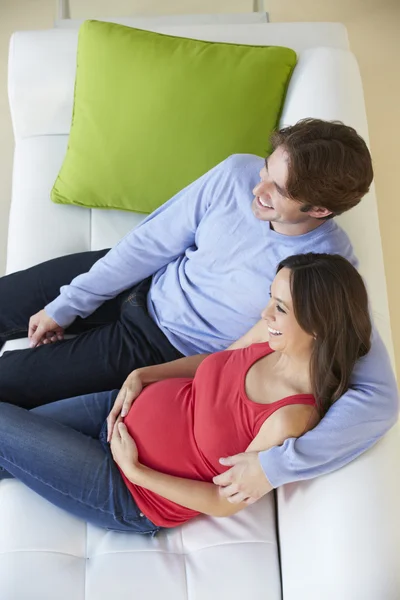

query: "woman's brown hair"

left=270, top=118, right=374, bottom=217
left=277, top=253, right=372, bottom=416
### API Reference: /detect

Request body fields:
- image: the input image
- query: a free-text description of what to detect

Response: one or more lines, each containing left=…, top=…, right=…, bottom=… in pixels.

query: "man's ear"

left=307, top=206, right=333, bottom=219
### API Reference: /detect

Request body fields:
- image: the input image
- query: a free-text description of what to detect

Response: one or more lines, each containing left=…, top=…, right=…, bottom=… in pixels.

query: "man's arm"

left=260, top=329, right=398, bottom=487
left=45, top=159, right=230, bottom=328
left=215, top=329, right=398, bottom=500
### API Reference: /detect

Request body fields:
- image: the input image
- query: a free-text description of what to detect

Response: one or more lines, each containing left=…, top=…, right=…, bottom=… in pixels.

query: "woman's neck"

left=272, top=349, right=313, bottom=394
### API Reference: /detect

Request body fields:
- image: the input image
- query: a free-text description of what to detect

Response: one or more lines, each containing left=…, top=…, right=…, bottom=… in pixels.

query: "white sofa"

left=2, top=19, right=399, bottom=600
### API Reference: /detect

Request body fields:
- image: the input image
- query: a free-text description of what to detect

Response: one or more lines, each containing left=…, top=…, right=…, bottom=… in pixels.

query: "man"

left=0, top=118, right=397, bottom=503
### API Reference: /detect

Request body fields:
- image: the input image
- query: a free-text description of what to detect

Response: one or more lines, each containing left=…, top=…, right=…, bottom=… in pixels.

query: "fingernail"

left=219, top=458, right=227, bottom=464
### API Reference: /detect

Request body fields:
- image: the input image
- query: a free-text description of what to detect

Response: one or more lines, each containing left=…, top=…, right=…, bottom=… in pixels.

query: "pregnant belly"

left=123, top=378, right=200, bottom=476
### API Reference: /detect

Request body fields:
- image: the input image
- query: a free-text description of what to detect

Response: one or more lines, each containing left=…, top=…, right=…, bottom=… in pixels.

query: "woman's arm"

left=112, top=418, right=237, bottom=517
left=120, top=405, right=318, bottom=518
left=129, top=466, right=238, bottom=517
left=107, top=353, right=210, bottom=441
left=227, top=319, right=269, bottom=350
left=136, top=353, right=209, bottom=385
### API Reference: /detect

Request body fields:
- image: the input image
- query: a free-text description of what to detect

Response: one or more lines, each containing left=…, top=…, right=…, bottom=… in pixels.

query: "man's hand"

left=106, top=370, right=143, bottom=442
left=212, top=451, right=273, bottom=504
left=28, top=309, right=64, bottom=348
left=110, top=417, right=141, bottom=479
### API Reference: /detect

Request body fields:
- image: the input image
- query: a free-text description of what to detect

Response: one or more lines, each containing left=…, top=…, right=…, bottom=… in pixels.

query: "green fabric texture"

left=51, top=20, right=297, bottom=213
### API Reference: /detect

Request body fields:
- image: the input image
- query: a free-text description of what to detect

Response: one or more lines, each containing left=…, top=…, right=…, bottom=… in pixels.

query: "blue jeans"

left=0, top=390, right=160, bottom=534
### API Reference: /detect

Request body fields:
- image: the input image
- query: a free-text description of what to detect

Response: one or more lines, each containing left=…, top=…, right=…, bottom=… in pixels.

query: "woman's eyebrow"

left=271, top=295, right=289, bottom=310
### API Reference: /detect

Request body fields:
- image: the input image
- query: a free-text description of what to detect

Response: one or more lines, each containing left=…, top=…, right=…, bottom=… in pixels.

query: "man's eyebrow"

left=264, top=157, right=287, bottom=197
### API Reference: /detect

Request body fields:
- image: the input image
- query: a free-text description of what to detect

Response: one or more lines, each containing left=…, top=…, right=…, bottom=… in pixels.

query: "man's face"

left=251, top=146, right=311, bottom=227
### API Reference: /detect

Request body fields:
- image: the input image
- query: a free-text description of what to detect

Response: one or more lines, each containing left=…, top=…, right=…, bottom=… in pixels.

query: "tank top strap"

left=271, top=395, right=316, bottom=409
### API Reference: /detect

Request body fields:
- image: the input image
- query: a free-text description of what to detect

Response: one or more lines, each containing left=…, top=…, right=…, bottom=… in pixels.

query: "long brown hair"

left=277, top=253, right=372, bottom=416
left=270, top=118, right=374, bottom=218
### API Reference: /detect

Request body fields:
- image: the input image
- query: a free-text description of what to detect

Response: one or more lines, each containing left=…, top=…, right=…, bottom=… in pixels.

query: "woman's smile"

left=267, top=326, right=282, bottom=336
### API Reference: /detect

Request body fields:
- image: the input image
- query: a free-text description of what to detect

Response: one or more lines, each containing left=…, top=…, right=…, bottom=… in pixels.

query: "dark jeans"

left=0, top=250, right=183, bottom=408
left=0, top=390, right=160, bottom=534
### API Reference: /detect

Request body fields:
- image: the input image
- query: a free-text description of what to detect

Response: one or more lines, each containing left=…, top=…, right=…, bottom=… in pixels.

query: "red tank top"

left=121, top=342, right=315, bottom=527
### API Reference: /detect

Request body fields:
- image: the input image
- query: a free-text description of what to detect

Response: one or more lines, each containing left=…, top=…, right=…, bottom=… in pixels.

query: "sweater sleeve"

left=45, top=160, right=227, bottom=328
left=258, top=328, right=399, bottom=487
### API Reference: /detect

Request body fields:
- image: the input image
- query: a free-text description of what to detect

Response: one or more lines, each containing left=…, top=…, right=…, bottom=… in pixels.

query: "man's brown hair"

left=270, top=118, right=374, bottom=217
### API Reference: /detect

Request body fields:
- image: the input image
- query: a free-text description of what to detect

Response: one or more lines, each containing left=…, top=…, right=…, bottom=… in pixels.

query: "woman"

left=0, top=253, right=371, bottom=535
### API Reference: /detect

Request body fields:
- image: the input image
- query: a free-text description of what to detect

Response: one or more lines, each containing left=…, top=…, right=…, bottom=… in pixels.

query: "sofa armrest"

left=277, top=422, right=400, bottom=600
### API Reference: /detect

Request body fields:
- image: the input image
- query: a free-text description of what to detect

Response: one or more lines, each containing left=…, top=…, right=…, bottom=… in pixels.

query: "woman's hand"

left=106, top=370, right=143, bottom=441
left=110, top=417, right=141, bottom=480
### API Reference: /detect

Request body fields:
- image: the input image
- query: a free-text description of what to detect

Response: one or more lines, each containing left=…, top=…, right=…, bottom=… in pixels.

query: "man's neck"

left=270, top=218, right=327, bottom=236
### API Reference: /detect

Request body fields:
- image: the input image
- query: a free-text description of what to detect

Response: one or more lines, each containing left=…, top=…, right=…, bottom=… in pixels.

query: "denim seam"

left=0, top=454, right=152, bottom=530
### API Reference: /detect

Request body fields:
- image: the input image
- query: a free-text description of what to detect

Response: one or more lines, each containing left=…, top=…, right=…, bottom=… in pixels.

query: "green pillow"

left=51, top=20, right=296, bottom=213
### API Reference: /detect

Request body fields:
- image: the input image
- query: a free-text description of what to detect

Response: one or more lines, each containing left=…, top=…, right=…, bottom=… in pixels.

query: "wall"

left=0, top=0, right=399, bottom=378
left=0, top=1, right=55, bottom=276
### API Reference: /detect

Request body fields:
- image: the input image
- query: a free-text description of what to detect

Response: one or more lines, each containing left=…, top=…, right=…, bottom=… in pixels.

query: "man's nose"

left=253, top=180, right=265, bottom=196
left=253, top=178, right=271, bottom=196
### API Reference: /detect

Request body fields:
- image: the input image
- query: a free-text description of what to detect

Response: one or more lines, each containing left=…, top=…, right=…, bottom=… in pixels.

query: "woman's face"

left=261, top=268, right=315, bottom=356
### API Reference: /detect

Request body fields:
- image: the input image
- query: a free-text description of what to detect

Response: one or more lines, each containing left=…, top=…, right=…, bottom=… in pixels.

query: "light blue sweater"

left=46, top=155, right=399, bottom=487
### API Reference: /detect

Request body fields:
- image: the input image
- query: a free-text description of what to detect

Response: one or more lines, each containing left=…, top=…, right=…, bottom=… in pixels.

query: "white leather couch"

left=2, top=19, right=400, bottom=600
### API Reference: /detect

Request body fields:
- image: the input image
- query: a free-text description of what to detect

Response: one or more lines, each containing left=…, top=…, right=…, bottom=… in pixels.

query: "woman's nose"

left=261, top=303, right=274, bottom=320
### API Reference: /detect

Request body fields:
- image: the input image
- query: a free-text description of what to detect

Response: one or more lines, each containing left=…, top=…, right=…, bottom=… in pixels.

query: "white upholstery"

left=7, top=23, right=349, bottom=140
left=3, top=21, right=400, bottom=600
left=278, top=425, right=400, bottom=599
left=0, top=475, right=281, bottom=600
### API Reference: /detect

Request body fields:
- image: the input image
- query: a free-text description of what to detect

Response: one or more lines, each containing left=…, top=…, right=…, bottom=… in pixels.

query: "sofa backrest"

left=8, top=23, right=349, bottom=141
left=7, top=23, right=395, bottom=365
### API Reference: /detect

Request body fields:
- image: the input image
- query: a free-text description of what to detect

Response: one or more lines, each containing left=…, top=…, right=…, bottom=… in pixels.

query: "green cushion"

left=51, top=20, right=296, bottom=213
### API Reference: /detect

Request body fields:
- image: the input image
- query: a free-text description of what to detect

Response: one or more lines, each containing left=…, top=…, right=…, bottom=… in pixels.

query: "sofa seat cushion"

left=0, top=338, right=281, bottom=599
left=0, top=479, right=281, bottom=600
